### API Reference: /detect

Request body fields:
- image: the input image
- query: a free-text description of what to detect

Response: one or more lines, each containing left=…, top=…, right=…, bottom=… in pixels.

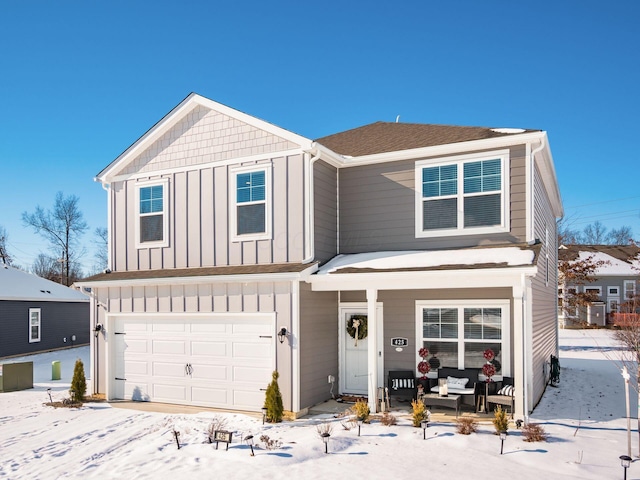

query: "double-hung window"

left=415, top=150, right=509, bottom=237
left=232, top=165, right=271, bottom=240
left=416, top=300, right=510, bottom=376
left=136, top=179, right=169, bottom=248
left=624, top=280, right=636, bottom=300
left=29, top=308, right=41, bottom=343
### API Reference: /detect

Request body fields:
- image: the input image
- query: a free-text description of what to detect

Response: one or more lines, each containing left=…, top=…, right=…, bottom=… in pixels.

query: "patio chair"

left=485, top=376, right=515, bottom=418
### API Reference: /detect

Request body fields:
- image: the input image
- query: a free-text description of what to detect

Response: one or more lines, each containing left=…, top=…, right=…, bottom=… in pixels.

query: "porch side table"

left=422, top=393, right=461, bottom=417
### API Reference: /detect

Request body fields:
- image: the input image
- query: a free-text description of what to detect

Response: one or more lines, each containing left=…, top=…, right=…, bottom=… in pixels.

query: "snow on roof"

left=0, top=265, right=89, bottom=302
left=578, top=251, right=640, bottom=276
left=317, top=247, right=536, bottom=274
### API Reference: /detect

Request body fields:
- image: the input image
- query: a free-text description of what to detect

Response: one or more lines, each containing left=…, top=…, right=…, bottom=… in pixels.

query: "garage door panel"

left=234, top=365, right=271, bottom=383
left=123, top=322, right=148, bottom=333
left=152, top=339, right=186, bottom=355
left=191, top=323, right=226, bottom=334
left=153, top=383, right=187, bottom=402
left=232, top=322, right=271, bottom=335
left=233, top=389, right=266, bottom=409
left=192, top=364, right=227, bottom=381
left=192, top=341, right=226, bottom=356
left=152, top=362, right=186, bottom=377
left=191, top=386, right=228, bottom=404
left=233, top=341, right=272, bottom=359
left=125, top=382, right=150, bottom=401
left=124, top=360, right=148, bottom=375
left=153, top=322, right=187, bottom=333
left=124, top=339, right=149, bottom=354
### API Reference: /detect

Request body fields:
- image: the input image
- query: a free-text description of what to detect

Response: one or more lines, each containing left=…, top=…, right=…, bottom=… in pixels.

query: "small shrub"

left=206, top=415, right=228, bottom=443
left=522, top=423, right=548, bottom=442
left=264, top=371, right=284, bottom=423
left=380, top=412, right=397, bottom=426
left=316, top=422, right=334, bottom=437
left=455, top=417, right=478, bottom=435
left=492, top=405, right=509, bottom=434
left=350, top=399, right=371, bottom=423
left=259, top=434, right=282, bottom=450
left=411, top=399, right=427, bottom=427
left=69, top=359, right=87, bottom=403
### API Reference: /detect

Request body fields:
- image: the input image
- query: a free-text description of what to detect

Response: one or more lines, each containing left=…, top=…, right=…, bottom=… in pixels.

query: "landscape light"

left=499, top=430, right=507, bottom=455
left=321, top=432, right=330, bottom=454
left=244, top=434, right=255, bottom=456
left=620, top=455, right=632, bottom=480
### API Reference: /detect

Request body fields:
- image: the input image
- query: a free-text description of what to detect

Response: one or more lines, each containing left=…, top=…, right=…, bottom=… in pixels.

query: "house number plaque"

left=391, top=337, right=408, bottom=347
left=213, top=430, right=233, bottom=450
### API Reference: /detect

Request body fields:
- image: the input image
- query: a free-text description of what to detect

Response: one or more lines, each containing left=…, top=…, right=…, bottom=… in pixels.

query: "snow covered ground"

left=1, top=329, right=638, bottom=479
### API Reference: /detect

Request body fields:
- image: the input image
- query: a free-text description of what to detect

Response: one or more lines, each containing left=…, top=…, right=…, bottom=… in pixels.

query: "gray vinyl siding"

left=340, top=288, right=514, bottom=378
left=299, top=284, right=338, bottom=409
left=91, top=280, right=295, bottom=410
left=0, top=300, right=89, bottom=358
left=112, top=154, right=306, bottom=272
left=529, top=162, right=559, bottom=408
left=338, top=146, right=527, bottom=253
left=313, top=161, right=338, bottom=264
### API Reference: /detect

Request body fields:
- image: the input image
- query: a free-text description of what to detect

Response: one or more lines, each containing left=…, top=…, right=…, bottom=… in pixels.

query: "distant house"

left=79, top=93, right=562, bottom=418
left=558, top=244, right=640, bottom=326
left=0, top=264, right=90, bottom=358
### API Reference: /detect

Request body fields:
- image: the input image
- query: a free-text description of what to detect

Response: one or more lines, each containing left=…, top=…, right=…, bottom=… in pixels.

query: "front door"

left=340, top=307, right=369, bottom=395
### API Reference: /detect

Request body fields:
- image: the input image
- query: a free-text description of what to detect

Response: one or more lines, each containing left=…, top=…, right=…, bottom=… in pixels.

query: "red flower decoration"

left=418, top=347, right=429, bottom=359
left=417, top=361, right=430, bottom=378
left=483, top=348, right=495, bottom=362
left=482, top=362, right=496, bottom=381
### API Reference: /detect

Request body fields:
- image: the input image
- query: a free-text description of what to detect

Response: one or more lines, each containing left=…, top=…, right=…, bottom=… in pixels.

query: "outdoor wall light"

left=262, top=406, right=268, bottom=425
left=620, top=455, right=632, bottom=480
left=94, top=324, right=103, bottom=338
left=499, top=430, right=507, bottom=455
left=277, top=327, right=288, bottom=344
left=321, top=432, right=330, bottom=454
left=244, top=434, right=255, bottom=456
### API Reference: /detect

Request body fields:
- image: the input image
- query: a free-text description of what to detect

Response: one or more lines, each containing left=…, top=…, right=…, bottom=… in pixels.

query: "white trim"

left=28, top=307, right=41, bottom=343
left=415, top=299, right=511, bottom=377
left=624, top=280, right=636, bottom=299
left=608, top=286, right=620, bottom=296
left=414, top=150, right=510, bottom=238
left=584, top=285, right=602, bottom=296
left=230, top=163, right=272, bottom=242
left=291, top=280, right=300, bottom=413
left=134, top=178, right=169, bottom=249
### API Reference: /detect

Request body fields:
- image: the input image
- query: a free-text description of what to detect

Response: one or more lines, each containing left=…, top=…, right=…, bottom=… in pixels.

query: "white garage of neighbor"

left=107, top=314, right=275, bottom=411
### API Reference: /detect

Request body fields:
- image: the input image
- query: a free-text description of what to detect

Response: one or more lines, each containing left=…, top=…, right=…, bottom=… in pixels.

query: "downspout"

left=100, top=181, right=112, bottom=270
left=302, top=149, right=322, bottom=264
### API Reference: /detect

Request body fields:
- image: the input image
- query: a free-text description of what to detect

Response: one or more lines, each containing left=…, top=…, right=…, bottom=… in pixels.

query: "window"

left=231, top=165, right=271, bottom=240
left=624, top=280, right=636, bottom=299
left=416, top=301, right=510, bottom=375
left=584, top=286, right=602, bottom=296
left=415, top=150, right=509, bottom=237
left=29, top=308, right=41, bottom=343
left=136, top=179, right=168, bottom=247
left=608, top=286, right=619, bottom=296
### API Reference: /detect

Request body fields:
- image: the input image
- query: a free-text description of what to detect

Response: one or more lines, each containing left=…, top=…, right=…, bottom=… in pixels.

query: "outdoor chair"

left=485, top=376, right=515, bottom=418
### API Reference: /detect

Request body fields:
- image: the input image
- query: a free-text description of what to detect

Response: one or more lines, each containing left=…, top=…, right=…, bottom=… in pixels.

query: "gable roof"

left=0, top=265, right=89, bottom=302
left=558, top=244, right=640, bottom=276
left=315, top=122, right=541, bottom=157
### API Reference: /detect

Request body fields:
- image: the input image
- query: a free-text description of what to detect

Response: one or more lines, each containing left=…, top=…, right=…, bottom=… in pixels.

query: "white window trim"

left=624, top=280, right=636, bottom=299
left=29, top=308, right=41, bottom=343
left=135, top=178, right=169, bottom=249
left=230, top=163, right=272, bottom=242
left=584, top=286, right=602, bottom=296
left=414, top=150, right=510, bottom=238
left=415, top=299, right=510, bottom=376
left=607, top=286, right=619, bottom=296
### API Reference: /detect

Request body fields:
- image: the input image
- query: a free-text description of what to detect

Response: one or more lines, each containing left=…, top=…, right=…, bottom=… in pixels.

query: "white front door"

left=339, top=305, right=383, bottom=396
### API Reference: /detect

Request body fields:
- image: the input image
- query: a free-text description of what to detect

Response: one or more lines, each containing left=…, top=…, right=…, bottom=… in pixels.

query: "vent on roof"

left=40, top=290, right=51, bottom=294
left=491, top=128, right=525, bottom=134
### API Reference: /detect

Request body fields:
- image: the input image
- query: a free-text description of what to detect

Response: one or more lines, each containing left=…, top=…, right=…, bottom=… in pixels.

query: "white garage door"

left=111, top=316, right=275, bottom=411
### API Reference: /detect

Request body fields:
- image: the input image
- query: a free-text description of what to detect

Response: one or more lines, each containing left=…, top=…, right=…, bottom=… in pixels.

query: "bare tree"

left=558, top=252, right=609, bottom=325
left=93, top=226, right=108, bottom=273
left=22, top=192, right=88, bottom=286
left=557, top=218, right=583, bottom=245
left=582, top=221, right=608, bottom=244
left=607, top=226, right=634, bottom=245
left=0, top=225, right=12, bottom=265
left=32, top=253, right=59, bottom=282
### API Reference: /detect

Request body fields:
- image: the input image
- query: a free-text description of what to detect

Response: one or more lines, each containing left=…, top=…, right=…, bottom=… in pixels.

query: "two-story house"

left=79, top=93, right=563, bottom=418
left=558, top=244, right=640, bottom=327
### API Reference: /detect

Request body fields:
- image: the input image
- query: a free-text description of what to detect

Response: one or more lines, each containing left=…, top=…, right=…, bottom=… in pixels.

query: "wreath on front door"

left=346, top=315, right=368, bottom=346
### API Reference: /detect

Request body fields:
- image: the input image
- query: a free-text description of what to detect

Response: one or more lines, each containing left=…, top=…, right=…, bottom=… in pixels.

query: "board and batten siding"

left=529, top=162, right=559, bottom=410
left=111, top=154, right=306, bottom=272
left=92, top=280, right=296, bottom=410
left=299, top=284, right=338, bottom=409
left=338, top=146, right=528, bottom=254
left=313, top=161, right=338, bottom=264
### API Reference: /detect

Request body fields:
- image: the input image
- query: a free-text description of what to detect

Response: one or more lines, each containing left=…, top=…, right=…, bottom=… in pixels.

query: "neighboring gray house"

left=0, top=264, right=90, bottom=358
left=558, top=244, right=640, bottom=326
left=78, top=93, right=563, bottom=418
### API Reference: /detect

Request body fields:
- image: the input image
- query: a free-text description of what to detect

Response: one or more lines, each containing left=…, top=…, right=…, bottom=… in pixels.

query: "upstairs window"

left=232, top=166, right=271, bottom=241
left=624, top=280, right=636, bottom=299
left=416, top=151, right=509, bottom=238
left=29, top=308, right=41, bottom=343
left=136, top=179, right=168, bottom=248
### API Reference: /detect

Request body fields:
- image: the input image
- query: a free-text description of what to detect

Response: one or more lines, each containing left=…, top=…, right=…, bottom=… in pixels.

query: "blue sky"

left=1, top=1, right=639, bottom=272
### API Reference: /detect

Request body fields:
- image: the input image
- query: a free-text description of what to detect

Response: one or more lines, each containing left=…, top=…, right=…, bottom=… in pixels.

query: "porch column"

left=367, top=288, right=378, bottom=413
left=513, top=284, right=525, bottom=420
